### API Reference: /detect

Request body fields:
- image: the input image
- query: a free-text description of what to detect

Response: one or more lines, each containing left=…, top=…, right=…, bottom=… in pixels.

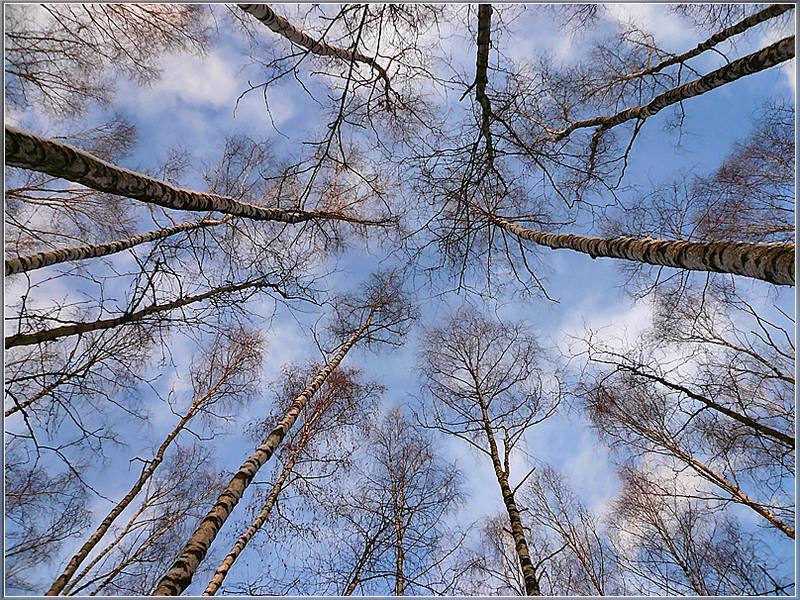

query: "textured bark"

left=238, top=4, right=390, bottom=86
left=6, top=217, right=226, bottom=276
left=202, top=432, right=307, bottom=595
left=152, top=315, right=373, bottom=596
left=388, top=462, right=405, bottom=596
left=475, top=4, right=495, bottom=165
left=5, top=278, right=278, bottom=349
left=620, top=4, right=794, bottom=82
left=478, top=400, right=541, bottom=595
left=542, top=36, right=795, bottom=144
left=491, top=215, right=795, bottom=285
left=5, top=126, right=386, bottom=226
left=46, top=359, right=243, bottom=596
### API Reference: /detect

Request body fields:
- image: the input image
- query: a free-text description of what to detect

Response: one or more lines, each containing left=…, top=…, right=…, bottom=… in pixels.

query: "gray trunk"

left=152, top=315, right=373, bottom=596
left=491, top=216, right=795, bottom=285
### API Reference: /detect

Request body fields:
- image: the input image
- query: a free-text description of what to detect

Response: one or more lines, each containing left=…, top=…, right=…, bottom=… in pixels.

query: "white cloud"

left=603, top=4, right=695, bottom=52
left=131, top=50, right=239, bottom=110
left=556, top=292, right=653, bottom=358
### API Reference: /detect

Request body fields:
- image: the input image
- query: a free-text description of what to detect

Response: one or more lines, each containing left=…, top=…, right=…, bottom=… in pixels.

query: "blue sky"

left=4, top=3, right=796, bottom=596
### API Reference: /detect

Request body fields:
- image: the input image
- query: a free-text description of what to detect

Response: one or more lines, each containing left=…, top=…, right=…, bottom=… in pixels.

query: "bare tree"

left=609, top=466, right=793, bottom=595
left=523, top=465, right=625, bottom=595
left=152, top=271, right=415, bottom=595
left=5, top=4, right=212, bottom=116
left=5, top=440, right=91, bottom=594
left=45, top=329, right=262, bottom=595
left=201, top=363, right=382, bottom=595
left=580, top=360, right=794, bottom=538
left=419, top=307, right=560, bottom=595
left=62, top=446, right=227, bottom=596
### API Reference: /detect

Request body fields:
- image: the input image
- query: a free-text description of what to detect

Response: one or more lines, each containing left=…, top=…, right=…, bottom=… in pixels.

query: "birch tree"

left=5, top=440, right=91, bottom=594
left=580, top=364, right=794, bottom=538
left=419, top=307, right=560, bottom=595
left=522, top=465, right=626, bottom=595
left=5, top=4, right=212, bottom=116
left=201, top=363, right=381, bottom=595
left=46, top=329, right=262, bottom=595
left=408, top=4, right=795, bottom=296
left=62, top=447, right=226, bottom=597
left=152, top=271, right=415, bottom=595
left=609, top=466, right=793, bottom=595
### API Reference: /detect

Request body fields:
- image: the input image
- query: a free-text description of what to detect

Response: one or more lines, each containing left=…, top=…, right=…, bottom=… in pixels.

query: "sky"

left=4, top=3, right=796, bottom=596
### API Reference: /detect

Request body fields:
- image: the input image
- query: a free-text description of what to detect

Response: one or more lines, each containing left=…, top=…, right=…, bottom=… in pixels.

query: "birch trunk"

left=238, top=4, right=389, bottom=86
left=152, top=315, right=374, bottom=596
left=542, top=36, right=795, bottom=143
left=475, top=4, right=494, bottom=164
left=46, top=357, right=244, bottom=596
left=5, top=126, right=386, bottom=226
left=620, top=4, right=794, bottom=82
left=674, top=445, right=795, bottom=539
left=5, top=278, right=278, bottom=349
left=202, top=430, right=309, bottom=595
left=478, top=400, right=541, bottom=595
left=491, top=215, right=795, bottom=286
left=6, top=217, right=226, bottom=276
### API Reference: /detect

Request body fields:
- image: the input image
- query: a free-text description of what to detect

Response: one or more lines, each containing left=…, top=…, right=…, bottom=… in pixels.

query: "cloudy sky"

left=5, top=3, right=795, bottom=596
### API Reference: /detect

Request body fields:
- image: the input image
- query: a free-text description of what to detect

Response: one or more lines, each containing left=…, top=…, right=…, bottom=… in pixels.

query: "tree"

left=201, top=363, right=382, bottom=595
left=3, top=3, right=795, bottom=596
left=609, top=466, right=793, bottom=595
left=419, top=307, right=560, bottom=595
left=152, top=271, right=415, bottom=595
left=5, top=4, right=211, bottom=116
left=523, top=465, right=625, bottom=595
left=59, top=446, right=226, bottom=596
left=5, top=440, right=91, bottom=594
left=46, top=329, right=262, bottom=595
left=579, top=357, right=794, bottom=538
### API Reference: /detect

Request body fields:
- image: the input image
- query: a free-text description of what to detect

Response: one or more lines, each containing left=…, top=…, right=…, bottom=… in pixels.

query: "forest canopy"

left=3, top=3, right=796, bottom=597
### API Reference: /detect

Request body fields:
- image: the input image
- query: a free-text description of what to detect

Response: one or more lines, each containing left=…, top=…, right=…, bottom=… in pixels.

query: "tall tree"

left=152, top=271, right=415, bottom=595
left=202, top=363, right=382, bottom=595
left=420, top=307, right=560, bottom=595
left=5, top=4, right=212, bottom=116
left=46, top=330, right=262, bottom=595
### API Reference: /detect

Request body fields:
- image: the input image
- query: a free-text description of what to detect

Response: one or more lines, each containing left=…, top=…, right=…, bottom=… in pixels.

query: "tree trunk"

left=6, top=217, right=226, bottom=276
left=5, top=126, right=386, bottom=226
left=202, top=433, right=307, bottom=595
left=675, top=445, right=795, bottom=539
left=541, top=36, right=795, bottom=143
left=474, top=4, right=494, bottom=164
left=238, top=4, right=389, bottom=86
left=152, top=315, right=374, bottom=596
left=5, top=278, right=278, bottom=349
left=478, top=401, right=541, bottom=595
left=620, top=4, right=794, bottom=82
left=490, top=215, right=795, bottom=286
left=618, top=364, right=794, bottom=448
left=46, top=358, right=244, bottom=595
